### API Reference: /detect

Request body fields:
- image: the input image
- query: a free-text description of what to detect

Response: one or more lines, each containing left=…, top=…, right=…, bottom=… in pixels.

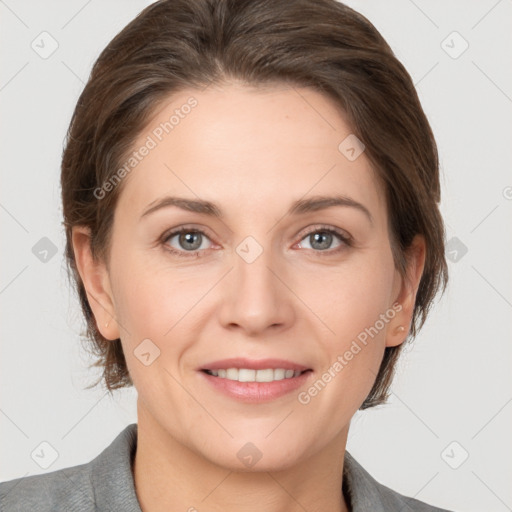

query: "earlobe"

left=385, top=235, right=426, bottom=348
left=71, top=226, right=119, bottom=340
left=386, top=322, right=407, bottom=348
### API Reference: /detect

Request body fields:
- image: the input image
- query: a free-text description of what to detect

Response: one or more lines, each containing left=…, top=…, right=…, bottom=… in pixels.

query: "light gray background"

left=1, top=1, right=511, bottom=511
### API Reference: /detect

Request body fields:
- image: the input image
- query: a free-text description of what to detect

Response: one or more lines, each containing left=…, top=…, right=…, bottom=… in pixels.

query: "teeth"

left=239, top=369, right=256, bottom=382
left=274, top=368, right=285, bottom=380
left=206, top=368, right=303, bottom=382
left=226, top=368, right=239, bottom=380
left=255, top=369, right=274, bottom=382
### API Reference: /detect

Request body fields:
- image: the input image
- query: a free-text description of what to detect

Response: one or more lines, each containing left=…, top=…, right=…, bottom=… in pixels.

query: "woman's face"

left=80, top=83, right=422, bottom=470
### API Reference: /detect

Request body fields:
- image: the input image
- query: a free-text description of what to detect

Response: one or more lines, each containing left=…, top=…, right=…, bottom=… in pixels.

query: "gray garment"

left=0, top=423, right=452, bottom=511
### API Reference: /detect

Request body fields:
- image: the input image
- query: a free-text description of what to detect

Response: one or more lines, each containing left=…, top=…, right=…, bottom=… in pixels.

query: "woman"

left=0, top=0, right=452, bottom=510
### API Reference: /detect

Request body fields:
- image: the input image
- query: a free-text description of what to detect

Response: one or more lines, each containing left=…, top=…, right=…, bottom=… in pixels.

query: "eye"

left=162, top=227, right=213, bottom=258
left=161, top=224, right=352, bottom=259
left=295, top=225, right=352, bottom=256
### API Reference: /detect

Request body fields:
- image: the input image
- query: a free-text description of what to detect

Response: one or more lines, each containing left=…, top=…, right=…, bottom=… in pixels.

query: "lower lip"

left=199, top=370, right=313, bottom=403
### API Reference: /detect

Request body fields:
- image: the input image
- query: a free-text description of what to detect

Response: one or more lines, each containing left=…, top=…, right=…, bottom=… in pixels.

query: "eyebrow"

left=140, top=194, right=373, bottom=224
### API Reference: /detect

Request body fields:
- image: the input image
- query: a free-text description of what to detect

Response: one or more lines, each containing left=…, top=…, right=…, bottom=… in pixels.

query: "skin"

left=73, top=83, right=425, bottom=512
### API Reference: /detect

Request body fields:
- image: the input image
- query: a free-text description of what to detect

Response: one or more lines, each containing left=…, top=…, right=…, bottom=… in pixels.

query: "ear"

left=71, top=226, right=120, bottom=340
left=386, top=234, right=426, bottom=347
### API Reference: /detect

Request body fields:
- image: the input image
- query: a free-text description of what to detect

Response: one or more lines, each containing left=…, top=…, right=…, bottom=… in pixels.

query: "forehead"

left=116, top=83, right=386, bottom=226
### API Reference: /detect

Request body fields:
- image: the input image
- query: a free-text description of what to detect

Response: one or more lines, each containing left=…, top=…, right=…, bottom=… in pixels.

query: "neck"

left=133, top=404, right=350, bottom=512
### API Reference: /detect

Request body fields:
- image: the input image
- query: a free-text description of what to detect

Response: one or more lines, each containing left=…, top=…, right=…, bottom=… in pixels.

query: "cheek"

left=110, top=240, right=181, bottom=326
left=305, top=251, right=395, bottom=339
left=111, top=255, right=215, bottom=371
left=114, top=271, right=183, bottom=340
left=307, top=249, right=395, bottom=390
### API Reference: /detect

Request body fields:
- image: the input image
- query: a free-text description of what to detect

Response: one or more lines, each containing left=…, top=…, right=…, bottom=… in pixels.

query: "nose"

left=217, top=240, right=295, bottom=336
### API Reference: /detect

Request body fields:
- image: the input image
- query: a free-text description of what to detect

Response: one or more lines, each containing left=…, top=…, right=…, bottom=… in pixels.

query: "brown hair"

left=61, top=0, right=448, bottom=408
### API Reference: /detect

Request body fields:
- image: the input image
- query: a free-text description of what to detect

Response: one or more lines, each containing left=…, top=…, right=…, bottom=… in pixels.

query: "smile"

left=203, top=368, right=306, bottom=382
left=198, top=358, right=313, bottom=402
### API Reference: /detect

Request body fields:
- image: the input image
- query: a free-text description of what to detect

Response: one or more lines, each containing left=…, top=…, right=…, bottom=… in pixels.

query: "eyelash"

left=161, top=224, right=352, bottom=259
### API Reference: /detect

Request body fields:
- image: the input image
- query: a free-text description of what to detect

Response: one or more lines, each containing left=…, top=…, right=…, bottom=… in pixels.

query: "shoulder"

left=0, top=424, right=140, bottom=512
left=343, top=451, right=454, bottom=512
left=0, top=462, right=95, bottom=512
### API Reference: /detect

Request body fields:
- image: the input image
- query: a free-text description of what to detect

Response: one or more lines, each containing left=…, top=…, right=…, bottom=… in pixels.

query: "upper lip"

left=200, top=358, right=311, bottom=372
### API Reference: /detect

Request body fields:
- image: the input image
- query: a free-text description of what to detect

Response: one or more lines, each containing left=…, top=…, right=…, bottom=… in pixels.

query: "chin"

left=199, top=436, right=310, bottom=473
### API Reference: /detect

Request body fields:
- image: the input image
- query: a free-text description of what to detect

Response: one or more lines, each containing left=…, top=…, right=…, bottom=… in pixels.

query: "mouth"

left=202, top=368, right=311, bottom=382
left=198, top=358, right=313, bottom=402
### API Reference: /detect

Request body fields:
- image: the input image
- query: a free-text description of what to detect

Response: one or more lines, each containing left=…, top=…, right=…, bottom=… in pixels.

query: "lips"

left=198, top=358, right=313, bottom=402
left=200, top=358, right=312, bottom=381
